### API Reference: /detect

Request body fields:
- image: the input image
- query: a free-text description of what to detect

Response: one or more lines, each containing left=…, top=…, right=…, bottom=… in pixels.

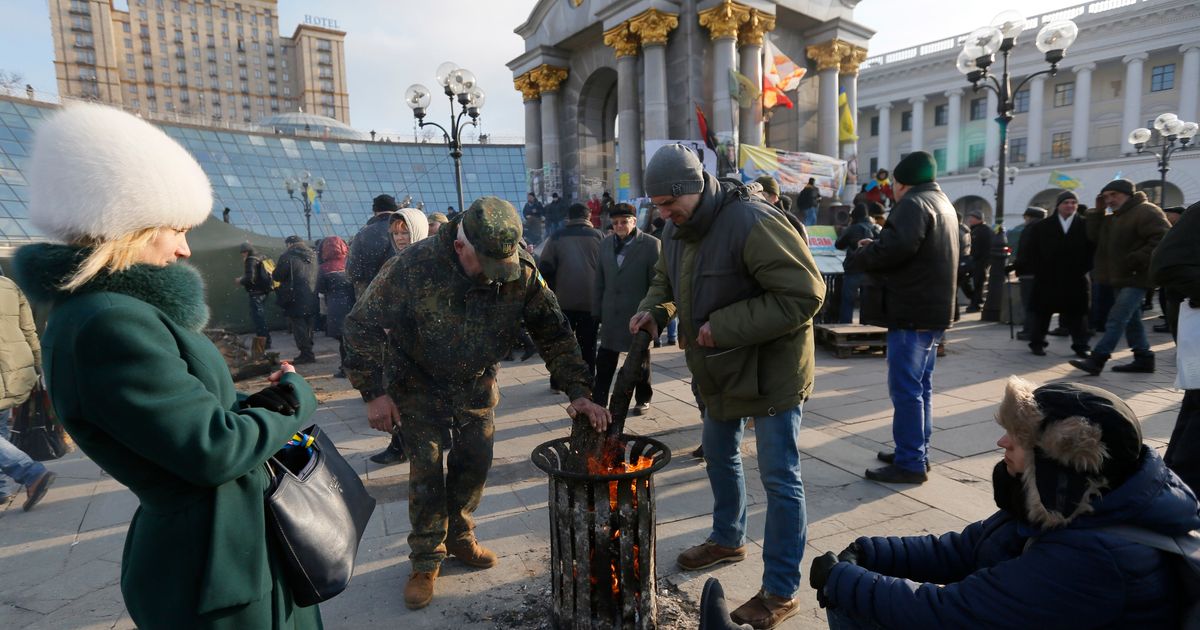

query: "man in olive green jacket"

left=1070, top=179, right=1170, bottom=375
left=630, top=144, right=825, bottom=629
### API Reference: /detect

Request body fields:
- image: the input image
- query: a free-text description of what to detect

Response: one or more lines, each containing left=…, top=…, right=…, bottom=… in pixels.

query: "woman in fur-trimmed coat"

left=13, top=103, right=322, bottom=629
left=811, top=377, right=1200, bottom=629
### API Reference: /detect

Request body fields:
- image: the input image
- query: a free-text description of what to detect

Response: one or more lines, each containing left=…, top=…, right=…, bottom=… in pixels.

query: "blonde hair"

left=61, top=226, right=164, bottom=292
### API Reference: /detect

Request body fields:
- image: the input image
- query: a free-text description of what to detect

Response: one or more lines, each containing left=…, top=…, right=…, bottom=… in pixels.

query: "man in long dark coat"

left=1017, top=191, right=1093, bottom=357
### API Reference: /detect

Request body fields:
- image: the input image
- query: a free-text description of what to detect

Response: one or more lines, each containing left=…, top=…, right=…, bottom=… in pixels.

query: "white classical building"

left=857, top=0, right=1200, bottom=222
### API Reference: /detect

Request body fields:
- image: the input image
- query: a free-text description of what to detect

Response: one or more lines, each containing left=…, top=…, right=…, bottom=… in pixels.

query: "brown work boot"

left=446, top=537, right=497, bottom=568
left=677, top=540, right=746, bottom=571
left=404, top=567, right=438, bottom=610
left=730, top=588, right=799, bottom=629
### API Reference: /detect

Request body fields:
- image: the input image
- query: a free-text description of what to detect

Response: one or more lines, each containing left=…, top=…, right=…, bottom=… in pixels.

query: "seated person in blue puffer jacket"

left=809, top=376, right=1200, bottom=629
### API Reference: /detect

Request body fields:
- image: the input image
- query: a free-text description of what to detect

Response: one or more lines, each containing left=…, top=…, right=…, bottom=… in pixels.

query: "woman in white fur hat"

left=12, top=103, right=322, bottom=629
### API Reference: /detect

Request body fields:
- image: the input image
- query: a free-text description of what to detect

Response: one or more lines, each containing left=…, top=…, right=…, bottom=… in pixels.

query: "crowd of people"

left=3, top=101, right=1197, bottom=630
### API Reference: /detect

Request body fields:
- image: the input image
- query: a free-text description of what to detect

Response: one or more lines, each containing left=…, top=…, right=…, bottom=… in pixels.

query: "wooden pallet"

left=814, top=324, right=889, bottom=358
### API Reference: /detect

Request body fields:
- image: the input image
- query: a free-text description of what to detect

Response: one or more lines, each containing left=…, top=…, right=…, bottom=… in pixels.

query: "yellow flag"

left=838, top=91, right=857, bottom=143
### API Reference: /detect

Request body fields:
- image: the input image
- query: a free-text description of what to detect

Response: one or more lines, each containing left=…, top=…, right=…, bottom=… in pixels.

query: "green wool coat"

left=12, top=243, right=322, bottom=630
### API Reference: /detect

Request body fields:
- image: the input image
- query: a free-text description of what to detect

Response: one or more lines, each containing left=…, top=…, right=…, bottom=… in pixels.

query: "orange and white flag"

left=763, top=38, right=806, bottom=110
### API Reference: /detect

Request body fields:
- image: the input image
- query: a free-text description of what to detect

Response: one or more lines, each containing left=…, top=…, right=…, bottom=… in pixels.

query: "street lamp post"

left=284, top=171, right=325, bottom=241
left=957, top=12, right=1078, bottom=321
left=404, top=62, right=486, bottom=214
left=1127, top=113, right=1197, bottom=206
left=978, top=165, right=1019, bottom=198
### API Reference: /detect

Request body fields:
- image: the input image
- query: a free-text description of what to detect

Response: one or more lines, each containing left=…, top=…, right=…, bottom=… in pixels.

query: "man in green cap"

left=343, top=196, right=610, bottom=611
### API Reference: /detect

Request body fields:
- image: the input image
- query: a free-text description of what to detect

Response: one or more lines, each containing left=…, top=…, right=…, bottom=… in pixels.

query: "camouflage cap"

left=462, top=196, right=523, bottom=282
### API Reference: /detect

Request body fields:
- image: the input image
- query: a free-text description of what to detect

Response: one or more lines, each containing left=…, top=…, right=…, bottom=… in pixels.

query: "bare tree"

left=0, top=69, right=24, bottom=91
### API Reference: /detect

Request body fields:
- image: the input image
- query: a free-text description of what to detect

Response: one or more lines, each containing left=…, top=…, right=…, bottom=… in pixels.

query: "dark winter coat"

left=317, top=270, right=354, bottom=338
left=593, top=230, right=660, bottom=351
left=274, top=244, right=319, bottom=318
left=835, top=218, right=880, bottom=256
left=1015, top=212, right=1093, bottom=316
left=238, top=253, right=271, bottom=296
left=1151, top=202, right=1200, bottom=332
left=637, top=172, right=825, bottom=421
left=538, top=219, right=602, bottom=312
left=844, top=182, right=959, bottom=330
left=11, top=243, right=321, bottom=629
left=1086, top=191, right=1170, bottom=289
left=969, top=222, right=993, bottom=267
left=825, top=448, right=1199, bottom=629
left=345, top=212, right=395, bottom=293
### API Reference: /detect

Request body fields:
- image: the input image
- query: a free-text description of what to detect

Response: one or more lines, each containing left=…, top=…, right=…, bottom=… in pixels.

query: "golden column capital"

left=628, top=8, right=679, bottom=47
left=603, top=21, right=640, bottom=59
left=840, top=44, right=869, bottom=76
left=806, top=39, right=854, bottom=72
left=737, top=8, right=775, bottom=47
left=530, top=64, right=569, bottom=95
left=698, top=0, right=751, bottom=41
left=513, top=72, right=541, bottom=102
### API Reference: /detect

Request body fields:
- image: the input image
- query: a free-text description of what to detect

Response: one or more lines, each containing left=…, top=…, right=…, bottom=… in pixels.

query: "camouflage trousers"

left=399, top=408, right=495, bottom=572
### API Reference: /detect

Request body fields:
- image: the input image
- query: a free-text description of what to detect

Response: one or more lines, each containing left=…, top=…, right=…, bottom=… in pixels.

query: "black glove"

left=240, top=382, right=300, bottom=416
left=837, top=541, right=863, bottom=566
left=808, top=551, right=839, bottom=608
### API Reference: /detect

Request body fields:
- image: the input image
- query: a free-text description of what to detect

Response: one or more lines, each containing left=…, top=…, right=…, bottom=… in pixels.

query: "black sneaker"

left=369, top=447, right=407, bottom=465
left=876, top=451, right=931, bottom=472
left=293, top=353, right=316, bottom=365
left=630, top=403, right=650, bottom=416
left=865, top=464, right=927, bottom=484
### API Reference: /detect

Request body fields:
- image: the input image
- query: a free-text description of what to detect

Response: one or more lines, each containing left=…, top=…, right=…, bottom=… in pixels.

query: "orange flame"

left=584, top=453, right=654, bottom=596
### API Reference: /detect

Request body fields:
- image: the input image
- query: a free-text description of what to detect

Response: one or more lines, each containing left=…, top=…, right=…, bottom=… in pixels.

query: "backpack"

left=1098, top=525, right=1200, bottom=629
left=257, top=257, right=281, bottom=292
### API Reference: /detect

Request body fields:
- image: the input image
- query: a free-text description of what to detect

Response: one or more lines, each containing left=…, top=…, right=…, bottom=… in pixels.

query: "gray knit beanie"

left=644, top=144, right=705, bottom=197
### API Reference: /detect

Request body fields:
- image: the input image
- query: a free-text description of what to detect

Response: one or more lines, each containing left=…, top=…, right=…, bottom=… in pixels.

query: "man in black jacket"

left=539, top=203, right=603, bottom=384
left=835, top=202, right=882, bottom=323
left=274, top=236, right=320, bottom=364
left=347, top=193, right=398, bottom=296
left=1016, top=192, right=1092, bottom=357
left=235, top=241, right=272, bottom=353
left=844, top=151, right=959, bottom=483
left=964, top=209, right=992, bottom=313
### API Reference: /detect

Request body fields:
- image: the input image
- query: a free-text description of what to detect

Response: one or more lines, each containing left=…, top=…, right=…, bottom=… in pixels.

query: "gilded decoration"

left=698, top=0, right=751, bottom=41
left=603, top=21, right=640, bottom=58
left=530, top=64, right=570, bottom=94
left=737, top=8, right=776, bottom=47
left=628, top=8, right=679, bottom=47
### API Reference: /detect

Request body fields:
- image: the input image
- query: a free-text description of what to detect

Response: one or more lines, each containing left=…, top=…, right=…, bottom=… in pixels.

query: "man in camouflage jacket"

left=343, top=197, right=610, bottom=611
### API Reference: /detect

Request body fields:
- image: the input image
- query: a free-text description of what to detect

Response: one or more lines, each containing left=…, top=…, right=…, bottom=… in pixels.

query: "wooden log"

left=566, top=330, right=653, bottom=470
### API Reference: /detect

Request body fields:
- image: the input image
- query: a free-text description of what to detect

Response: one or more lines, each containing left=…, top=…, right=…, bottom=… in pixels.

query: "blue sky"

left=1, top=0, right=1085, bottom=138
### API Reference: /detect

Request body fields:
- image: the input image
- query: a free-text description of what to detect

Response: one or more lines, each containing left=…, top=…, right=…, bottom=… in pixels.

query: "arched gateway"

left=510, top=0, right=872, bottom=203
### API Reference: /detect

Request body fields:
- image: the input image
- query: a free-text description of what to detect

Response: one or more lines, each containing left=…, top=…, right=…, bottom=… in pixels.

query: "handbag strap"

left=1096, top=524, right=1200, bottom=558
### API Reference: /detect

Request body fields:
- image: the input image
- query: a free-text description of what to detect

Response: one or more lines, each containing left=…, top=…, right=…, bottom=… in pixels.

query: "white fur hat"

left=28, top=102, right=213, bottom=242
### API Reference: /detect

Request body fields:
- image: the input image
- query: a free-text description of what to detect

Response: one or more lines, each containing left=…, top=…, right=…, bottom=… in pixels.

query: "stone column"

left=807, top=39, right=851, bottom=158
left=1025, top=76, right=1045, bottom=165
left=629, top=9, right=679, bottom=142
left=698, top=0, right=750, bottom=143
left=604, top=21, right=643, bottom=199
left=909, top=95, right=926, bottom=152
left=985, top=89, right=1000, bottom=166
left=531, top=64, right=569, bottom=192
left=514, top=72, right=542, bottom=177
left=945, top=89, right=962, bottom=173
left=877, top=102, right=892, bottom=170
left=1120, top=53, right=1148, bottom=156
left=1071, top=63, right=1095, bottom=161
left=1179, top=44, right=1200, bottom=125
left=841, top=45, right=868, bottom=184
left=736, top=8, right=774, bottom=147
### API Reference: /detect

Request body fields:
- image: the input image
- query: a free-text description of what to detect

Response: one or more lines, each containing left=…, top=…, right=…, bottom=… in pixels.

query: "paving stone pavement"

left=0, top=312, right=1183, bottom=629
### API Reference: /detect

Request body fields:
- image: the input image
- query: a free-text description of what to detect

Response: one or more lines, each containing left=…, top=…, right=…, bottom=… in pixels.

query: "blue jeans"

left=1092, top=286, right=1151, bottom=356
left=248, top=293, right=269, bottom=338
left=840, top=272, right=864, bottom=324
left=702, top=404, right=806, bottom=598
left=887, top=329, right=942, bottom=473
left=666, top=317, right=678, bottom=343
left=0, top=408, right=46, bottom=498
left=826, top=606, right=886, bottom=630
left=805, top=207, right=818, bottom=226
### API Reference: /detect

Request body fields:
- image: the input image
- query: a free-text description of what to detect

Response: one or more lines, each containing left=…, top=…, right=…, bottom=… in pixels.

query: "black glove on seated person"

left=808, top=551, right=839, bottom=608
left=837, top=541, right=863, bottom=566
left=240, top=382, right=300, bottom=416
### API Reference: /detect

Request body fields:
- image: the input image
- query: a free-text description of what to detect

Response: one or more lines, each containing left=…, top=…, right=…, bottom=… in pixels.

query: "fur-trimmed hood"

left=996, top=376, right=1146, bottom=529
left=11, top=243, right=209, bottom=331
left=27, top=103, right=213, bottom=242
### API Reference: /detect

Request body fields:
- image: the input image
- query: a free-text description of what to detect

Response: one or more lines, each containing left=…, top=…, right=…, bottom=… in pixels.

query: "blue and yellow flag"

left=1048, top=170, right=1081, bottom=190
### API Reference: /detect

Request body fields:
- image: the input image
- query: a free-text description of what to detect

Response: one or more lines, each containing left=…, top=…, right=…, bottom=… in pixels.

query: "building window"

left=1151, top=64, right=1175, bottom=92
left=76, top=49, right=96, bottom=64
left=967, top=143, right=985, bottom=168
left=934, top=104, right=948, bottom=126
left=129, top=83, right=138, bottom=94
left=970, top=97, right=987, bottom=121
left=320, top=79, right=334, bottom=92
left=929, top=148, right=946, bottom=173
left=870, top=115, right=879, bottom=136
left=1053, top=82, right=1074, bottom=107
left=125, top=37, right=132, bottom=48
left=1051, top=131, right=1071, bottom=158
left=317, top=52, right=333, bottom=65
left=900, top=111, right=912, bottom=132
left=72, top=15, right=93, bottom=31
left=122, top=21, right=131, bottom=33
left=1009, top=137, right=1027, bottom=163
left=1013, top=88, right=1030, bottom=114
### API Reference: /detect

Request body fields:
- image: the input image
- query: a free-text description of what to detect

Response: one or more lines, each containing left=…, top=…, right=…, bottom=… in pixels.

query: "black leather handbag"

left=265, top=424, right=377, bottom=607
